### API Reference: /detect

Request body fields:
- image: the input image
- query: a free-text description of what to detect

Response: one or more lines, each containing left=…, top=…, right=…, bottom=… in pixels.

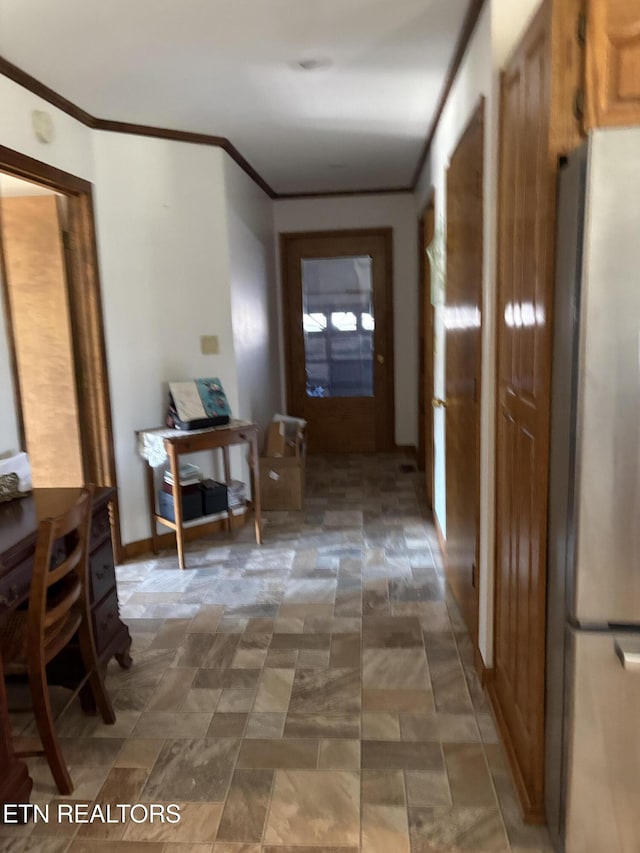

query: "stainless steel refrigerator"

left=546, top=127, right=640, bottom=853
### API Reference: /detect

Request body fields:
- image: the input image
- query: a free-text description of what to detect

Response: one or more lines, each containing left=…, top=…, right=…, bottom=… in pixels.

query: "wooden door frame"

left=418, top=191, right=435, bottom=508
left=0, top=144, right=122, bottom=563
left=444, top=98, right=485, bottom=644
left=280, top=228, right=395, bottom=452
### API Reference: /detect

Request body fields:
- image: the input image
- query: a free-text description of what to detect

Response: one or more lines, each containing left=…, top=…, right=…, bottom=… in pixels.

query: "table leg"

left=0, top=656, right=33, bottom=808
left=168, top=445, right=186, bottom=570
left=221, top=446, right=232, bottom=533
left=250, top=433, right=263, bottom=545
left=145, top=462, right=159, bottom=555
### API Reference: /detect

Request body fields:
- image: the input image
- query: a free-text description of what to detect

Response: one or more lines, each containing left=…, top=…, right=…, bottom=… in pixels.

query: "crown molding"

left=0, top=55, right=278, bottom=198
left=276, top=186, right=413, bottom=200
left=411, top=0, right=488, bottom=187
left=2, top=0, right=488, bottom=201
left=0, top=56, right=97, bottom=127
left=92, top=118, right=277, bottom=198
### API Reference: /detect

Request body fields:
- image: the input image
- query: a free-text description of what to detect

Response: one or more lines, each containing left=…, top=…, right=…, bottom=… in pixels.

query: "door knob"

left=376, top=354, right=385, bottom=364
left=432, top=398, right=447, bottom=408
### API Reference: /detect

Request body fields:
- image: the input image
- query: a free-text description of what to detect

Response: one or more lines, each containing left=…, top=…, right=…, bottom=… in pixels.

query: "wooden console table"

left=138, top=420, right=262, bottom=569
left=0, top=486, right=132, bottom=808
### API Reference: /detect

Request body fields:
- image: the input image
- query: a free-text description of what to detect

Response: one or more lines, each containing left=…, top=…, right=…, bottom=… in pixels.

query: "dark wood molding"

left=0, top=144, right=93, bottom=194
left=0, top=146, right=122, bottom=562
left=411, top=0, right=488, bottom=187
left=219, top=141, right=277, bottom=199
left=277, top=186, right=413, bottom=200
left=0, top=55, right=405, bottom=201
left=93, top=118, right=228, bottom=148
left=92, top=119, right=277, bottom=199
left=0, top=56, right=97, bottom=127
left=474, top=644, right=493, bottom=685
left=69, top=190, right=123, bottom=563
left=0, top=57, right=277, bottom=199
left=2, top=0, right=488, bottom=203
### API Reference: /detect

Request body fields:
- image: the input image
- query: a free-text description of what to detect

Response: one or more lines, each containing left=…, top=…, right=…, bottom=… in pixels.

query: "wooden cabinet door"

left=585, top=0, right=640, bottom=128
left=493, top=4, right=554, bottom=822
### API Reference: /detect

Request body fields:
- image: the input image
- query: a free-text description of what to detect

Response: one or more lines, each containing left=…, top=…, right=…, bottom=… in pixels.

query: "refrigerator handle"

left=614, top=639, right=640, bottom=671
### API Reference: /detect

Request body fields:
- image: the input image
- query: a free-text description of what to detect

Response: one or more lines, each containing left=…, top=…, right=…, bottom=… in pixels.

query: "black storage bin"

left=200, top=479, right=228, bottom=515
left=158, top=489, right=203, bottom=523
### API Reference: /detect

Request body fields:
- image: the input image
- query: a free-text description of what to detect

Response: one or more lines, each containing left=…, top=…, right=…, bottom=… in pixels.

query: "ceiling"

left=0, top=0, right=472, bottom=195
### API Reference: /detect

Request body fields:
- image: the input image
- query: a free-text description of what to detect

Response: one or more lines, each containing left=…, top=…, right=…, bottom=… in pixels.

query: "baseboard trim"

left=474, top=646, right=495, bottom=686
left=433, top=512, right=446, bottom=559
left=486, top=679, right=546, bottom=824
left=121, top=510, right=249, bottom=562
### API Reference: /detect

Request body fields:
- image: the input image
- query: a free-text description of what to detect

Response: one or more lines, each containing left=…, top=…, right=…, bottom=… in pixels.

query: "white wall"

left=92, top=133, right=246, bottom=544
left=0, top=75, right=94, bottom=181
left=0, top=73, right=281, bottom=547
left=273, top=193, right=418, bottom=447
left=224, top=156, right=282, bottom=434
left=0, top=75, right=94, bottom=461
left=414, top=0, right=543, bottom=667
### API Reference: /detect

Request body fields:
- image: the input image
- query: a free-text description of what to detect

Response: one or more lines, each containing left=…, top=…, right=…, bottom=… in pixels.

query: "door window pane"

left=301, top=256, right=374, bottom=398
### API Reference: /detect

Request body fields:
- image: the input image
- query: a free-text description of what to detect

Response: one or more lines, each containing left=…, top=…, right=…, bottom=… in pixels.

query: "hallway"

left=5, top=455, right=552, bottom=852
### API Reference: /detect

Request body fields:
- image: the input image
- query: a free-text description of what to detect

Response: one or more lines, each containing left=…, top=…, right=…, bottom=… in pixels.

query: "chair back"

left=28, top=487, right=93, bottom=666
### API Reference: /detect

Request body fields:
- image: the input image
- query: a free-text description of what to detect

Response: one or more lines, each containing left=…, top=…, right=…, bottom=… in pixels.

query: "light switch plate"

left=200, top=335, right=220, bottom=355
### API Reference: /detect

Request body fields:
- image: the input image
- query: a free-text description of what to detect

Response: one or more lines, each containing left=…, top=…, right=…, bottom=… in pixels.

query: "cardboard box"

left=259, top=415, right=306, bottom=510
left=265, top=421, right=286, bottom=457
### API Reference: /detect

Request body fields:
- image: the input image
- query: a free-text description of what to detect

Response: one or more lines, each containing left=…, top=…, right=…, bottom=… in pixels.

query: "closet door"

left=493, top=3, right=554, bottom=822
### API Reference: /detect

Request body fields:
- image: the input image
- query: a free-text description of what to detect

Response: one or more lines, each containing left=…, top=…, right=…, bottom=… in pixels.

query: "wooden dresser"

left=0, top=486, right=132, bottom=807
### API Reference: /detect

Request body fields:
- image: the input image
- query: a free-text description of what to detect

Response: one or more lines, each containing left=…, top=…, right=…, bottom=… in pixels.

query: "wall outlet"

left=200, top=335, right=219, bottom=355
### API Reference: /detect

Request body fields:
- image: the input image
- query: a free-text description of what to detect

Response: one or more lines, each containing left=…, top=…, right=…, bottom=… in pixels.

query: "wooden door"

left=281, top=229, right=394, bottom=454
left=444, top=103, right=484, bottom=644
left=418, top=197, right=435, bottom=508
left=491, top=0, right=583, bottom=822
left=584, top=0, right=640, bottom=129
left=493, top=4, right=554, bottom=823
left=0, top=194, right=84, bottom=487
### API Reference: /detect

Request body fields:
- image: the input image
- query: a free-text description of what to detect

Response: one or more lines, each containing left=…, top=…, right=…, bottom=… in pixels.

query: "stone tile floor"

left=2, top=454, right=554, bottom=852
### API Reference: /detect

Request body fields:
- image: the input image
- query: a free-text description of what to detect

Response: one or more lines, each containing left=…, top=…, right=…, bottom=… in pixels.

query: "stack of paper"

left=164, top=463, right=201, bottom=486
left=227, top=479, right=246, bottom=513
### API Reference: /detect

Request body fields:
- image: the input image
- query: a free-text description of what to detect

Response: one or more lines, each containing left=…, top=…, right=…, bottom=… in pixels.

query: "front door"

left=281, top=229, right=394, bottom=453
left=444, top=101, right=484, bottom=643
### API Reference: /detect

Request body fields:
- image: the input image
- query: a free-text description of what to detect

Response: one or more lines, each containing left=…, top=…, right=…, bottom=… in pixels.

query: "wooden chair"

left=0, top=487, right=115, bottom=794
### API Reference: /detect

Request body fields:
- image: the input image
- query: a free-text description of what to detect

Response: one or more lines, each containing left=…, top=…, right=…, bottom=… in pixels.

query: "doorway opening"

left=0, top=146, right=121, bottom=561
left=281, top=229, right=395, bottom=454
